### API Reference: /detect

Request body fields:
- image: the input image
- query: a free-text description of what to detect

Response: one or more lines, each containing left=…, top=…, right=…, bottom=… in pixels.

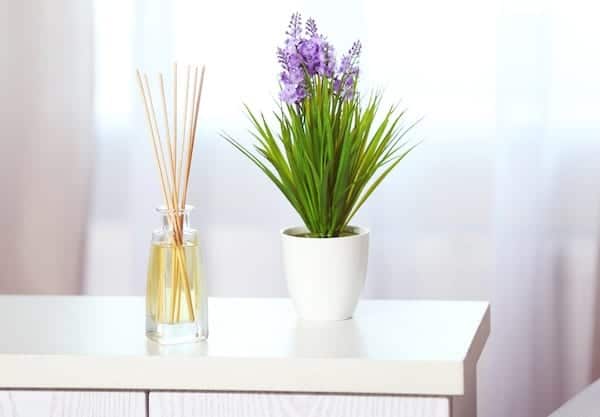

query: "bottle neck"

left=156, top=206, right=194, bottom=232
left=159, top=212, right=190, bottom=231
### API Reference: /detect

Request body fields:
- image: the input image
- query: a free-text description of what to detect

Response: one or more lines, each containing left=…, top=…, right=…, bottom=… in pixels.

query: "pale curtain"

left=0, top=0, right=93, bottom=293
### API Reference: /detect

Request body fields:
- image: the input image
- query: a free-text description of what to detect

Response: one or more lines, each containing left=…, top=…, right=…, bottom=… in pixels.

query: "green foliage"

left=223, top=76, right=418, bottom=238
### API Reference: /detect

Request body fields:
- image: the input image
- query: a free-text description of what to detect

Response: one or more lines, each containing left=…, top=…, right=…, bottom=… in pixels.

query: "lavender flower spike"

left=286, top=13, right=302, bottom=39
left=349, top=41, right=362, bottom=61
left=306, top=18, right=318, bottom=37
left=277, top=13, right=360, bottom=103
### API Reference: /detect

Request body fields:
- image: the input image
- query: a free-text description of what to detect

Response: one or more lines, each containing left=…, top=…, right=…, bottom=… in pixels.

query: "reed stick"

left=175, top=246, right=195, bottom=320
left=173, top=63, right=178, bottom=195
left=169, top=243, right=177, bottom=323
left=159, top=72, right=184, bottom=322
left=137, top=71, right=172, bottom=217
left=178, top=66, right=191, bottom=209
left=180, top=65, right=205, bottom=211
left=157, top=251, right=164, bottom=322
left=159, top=74, right=178, bottom=215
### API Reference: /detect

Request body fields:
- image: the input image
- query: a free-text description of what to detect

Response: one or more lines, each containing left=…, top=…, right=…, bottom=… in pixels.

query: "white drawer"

left=0, top=391, right=145, bottom=417
left=149, top=392, right=450, bottom=417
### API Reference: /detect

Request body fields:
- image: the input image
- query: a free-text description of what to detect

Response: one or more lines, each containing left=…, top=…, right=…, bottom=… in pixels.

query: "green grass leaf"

left=221, top=76, right=419, bottom=237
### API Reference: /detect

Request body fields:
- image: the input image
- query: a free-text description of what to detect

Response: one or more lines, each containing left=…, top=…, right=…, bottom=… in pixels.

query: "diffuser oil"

left=145, top=207, right=208, bottom=344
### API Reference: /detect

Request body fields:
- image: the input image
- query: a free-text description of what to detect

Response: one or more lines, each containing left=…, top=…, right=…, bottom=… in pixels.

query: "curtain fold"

left=0, top=0, right=93, bottom=293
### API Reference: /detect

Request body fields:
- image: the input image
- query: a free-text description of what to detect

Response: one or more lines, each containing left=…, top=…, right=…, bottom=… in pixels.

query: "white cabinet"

left=0, top=296, right=490, bottom=417
left=0, top=391, right=145, bottom=417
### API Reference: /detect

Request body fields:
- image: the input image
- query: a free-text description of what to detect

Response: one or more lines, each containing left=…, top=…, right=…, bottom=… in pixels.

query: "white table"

left=0, top=296, right=489, bottom=417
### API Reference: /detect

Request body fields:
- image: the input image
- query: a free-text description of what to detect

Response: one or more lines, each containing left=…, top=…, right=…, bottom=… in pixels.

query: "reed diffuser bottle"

left=146, top=206, right=207, bottom=343
left=136, top=63, right=207, bottom=343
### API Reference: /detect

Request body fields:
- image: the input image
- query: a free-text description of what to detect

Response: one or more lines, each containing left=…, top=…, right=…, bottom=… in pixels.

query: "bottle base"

left=146, top=317, right=208, bottom=344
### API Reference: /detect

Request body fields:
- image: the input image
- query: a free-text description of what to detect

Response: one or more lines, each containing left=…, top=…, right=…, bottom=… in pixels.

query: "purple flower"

left=338, top=56, right=351, bottom=75
left=338, top=41, right=361, bottom=75
left=284, top=38, right=298, bottom=54
left=279, top=82, right=306, bottom=103
left=298, top=39, right=319, bottom=60
left=277, top=13, right=360, bottom=103
left=288, top=53, right=303, bottom=69
left=305, top=18, right=318, bottom=37
left=286, top=13, right=302, bottom=39
left=277, top=48, right=288, bottom=70
left=280, top=67, right=303, bottom=84
left=334, top=41, right=361, bottom=98
left=279, top=83, right=298, bottom=102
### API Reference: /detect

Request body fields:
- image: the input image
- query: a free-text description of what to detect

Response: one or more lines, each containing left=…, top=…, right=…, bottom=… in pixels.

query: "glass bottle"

left=146, top=206, right=208, bottom=343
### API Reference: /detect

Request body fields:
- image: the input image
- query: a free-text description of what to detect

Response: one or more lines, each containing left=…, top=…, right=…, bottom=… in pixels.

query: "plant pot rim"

left=280, top=225, right=370, bottom=240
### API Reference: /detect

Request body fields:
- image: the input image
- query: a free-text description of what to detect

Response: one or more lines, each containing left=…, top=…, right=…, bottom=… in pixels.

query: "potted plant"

left=223, top=13, right=417, bottom=320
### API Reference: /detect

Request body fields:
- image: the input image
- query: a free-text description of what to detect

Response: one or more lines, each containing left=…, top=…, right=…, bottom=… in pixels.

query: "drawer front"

left=0, top=391, right=145, bottom=417
left=150, top=392, right=450, bottom=417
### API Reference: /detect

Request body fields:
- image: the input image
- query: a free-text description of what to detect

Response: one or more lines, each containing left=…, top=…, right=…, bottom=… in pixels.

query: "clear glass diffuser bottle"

left=146, top=206, right=208, bottom=344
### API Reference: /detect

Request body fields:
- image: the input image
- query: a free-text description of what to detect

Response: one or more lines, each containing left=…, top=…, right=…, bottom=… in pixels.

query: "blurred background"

left=1, top=0, right=600, bottom=416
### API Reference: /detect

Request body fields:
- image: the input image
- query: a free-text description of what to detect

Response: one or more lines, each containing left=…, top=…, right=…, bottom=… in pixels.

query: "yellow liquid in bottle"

left=146, top=241, right=202, bottom=325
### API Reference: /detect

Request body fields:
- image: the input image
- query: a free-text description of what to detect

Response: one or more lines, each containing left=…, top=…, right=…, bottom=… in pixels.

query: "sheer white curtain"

left=87, top=0, right=600, bottom=416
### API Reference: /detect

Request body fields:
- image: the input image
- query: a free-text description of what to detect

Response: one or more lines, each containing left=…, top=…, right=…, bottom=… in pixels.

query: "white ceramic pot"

left=281, top=225, right=369, bottom=321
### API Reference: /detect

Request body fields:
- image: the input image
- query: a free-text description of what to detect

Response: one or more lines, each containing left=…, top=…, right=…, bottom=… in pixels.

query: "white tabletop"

left=0, top=296, right=489, bottom=395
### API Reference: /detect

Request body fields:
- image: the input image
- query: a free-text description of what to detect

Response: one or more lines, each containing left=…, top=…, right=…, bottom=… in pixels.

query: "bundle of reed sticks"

left=136, top=64, right=205, bottom=323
